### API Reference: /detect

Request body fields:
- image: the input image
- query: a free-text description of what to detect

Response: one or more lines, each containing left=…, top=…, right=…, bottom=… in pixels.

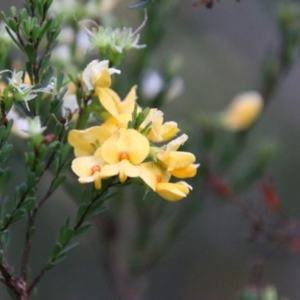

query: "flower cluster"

left=68, top=60, right=198, bottom=201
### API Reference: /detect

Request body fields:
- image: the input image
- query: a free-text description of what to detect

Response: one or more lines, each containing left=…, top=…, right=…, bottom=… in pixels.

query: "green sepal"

left=135, top=107, right=150, bottom=129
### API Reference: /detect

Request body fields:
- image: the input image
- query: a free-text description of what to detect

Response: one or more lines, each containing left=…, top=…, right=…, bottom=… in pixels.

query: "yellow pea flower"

left=140, top=162, right=192, bottom=201
left=139, top=108, right=179, bottom=142
left=95, top=128, right=150, bottom=183
left=95, top=85, right=137, bottom=120
left=82, top=59, right=120, bottom=91
left=71, top=156, right=105, bottom=189
left=156, top=134, right=196, bottom=171
left=169, top=163, right=199, bottom=178
left=68, top=126, right=112, bottom=157
left=222, top=91, right=263, bottom=131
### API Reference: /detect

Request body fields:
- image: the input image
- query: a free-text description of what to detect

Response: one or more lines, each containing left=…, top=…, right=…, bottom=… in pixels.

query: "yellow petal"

left=222, top=91, right=263, bottom=131
left=101, top=163, right=120, bottom=177
left=140, top=162, right=170, bottom=191
left=68, top=126, right=111, bottom=157
left=156, top=182, right=191, bottom=201
left=170, top=164, right=199, bottom=178
left=71, top=156, right=103, bottom=177
left=157, top=151, right=196, bottom=171
left=101, top=128, right=150, bottom=165
left=159, top=122, right=179, bottom=141
left=119, top=85, right=137, bottom=114
left=96, top=87, right=120, bottom=119
left=92, top=69, right=111, bottom=88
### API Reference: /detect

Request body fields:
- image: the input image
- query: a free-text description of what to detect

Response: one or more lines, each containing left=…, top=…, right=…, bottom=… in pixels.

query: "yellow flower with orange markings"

left=140, top=162, right=192, bottom=201
left=68, top=74, right=197, bottom=202
left=71, top=156, right=106, bottom=189
left=155, top=134, right=196, bottom=171
left=95, top=128, right=150, bottom=183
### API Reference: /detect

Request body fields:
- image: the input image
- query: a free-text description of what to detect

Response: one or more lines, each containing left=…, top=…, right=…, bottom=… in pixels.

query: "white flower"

left=141, top=69, right=164, bottom=99
left=7, top=107, right=46, bottom=139
left=79, top=12, right=147, bottom=56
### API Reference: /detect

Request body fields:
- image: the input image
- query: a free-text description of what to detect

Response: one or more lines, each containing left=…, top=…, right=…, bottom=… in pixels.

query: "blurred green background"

left=2, top=0, right=300, bottom=299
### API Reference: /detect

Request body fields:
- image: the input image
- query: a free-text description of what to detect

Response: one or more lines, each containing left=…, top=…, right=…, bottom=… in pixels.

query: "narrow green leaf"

left=58, top=242, right=78, bottom=257
left=24, top=43, right=35, bottom=64
left=74, top=224, right=92, bottom=239
left=50, top=243, right=62, bottom=260
left=52, top=175, right=66, bottom=190
left=75, top=204, right=87, bottom=224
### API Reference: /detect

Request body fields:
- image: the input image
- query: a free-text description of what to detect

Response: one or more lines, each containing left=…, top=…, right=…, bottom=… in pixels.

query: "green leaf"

left=58, top=242, right=78, bottom=257
left=52, top=175, right=66, bottom=190
left=38, top=19, right=52, bottom=41
left=50, top=243, right=62, bottom=260
left=9, top=7, right=17, bottom=18
left=10, top=209, right=25, bottom=223
left=5, top=27, right=23, bottom=50
left=24, top=43, right=35, bottom=64
left=18, top=9, right=27, bottom=24
left=32, top=24, right=40, bottom=40
left=29, top=227, right=35, bottom=239
left=21, top=19, right=31, bottom=39
left=73, top=224, right=92, bottom=239
left=60, top=144, right=71, bottom=162
left=75, top=204, right=88, bottom=224
left=56, top=73, right=64, bottom=91
left=54, top=122, right=63, bottom=138
left=57, top=227, right=74, bottom=246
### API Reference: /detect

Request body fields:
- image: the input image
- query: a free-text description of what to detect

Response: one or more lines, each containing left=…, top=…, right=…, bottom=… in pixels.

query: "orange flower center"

left=156, top=175, right=162, bottom=183
left=91, top=165, right=101, bottom=175
left=118, top=151, right=130, bottom=161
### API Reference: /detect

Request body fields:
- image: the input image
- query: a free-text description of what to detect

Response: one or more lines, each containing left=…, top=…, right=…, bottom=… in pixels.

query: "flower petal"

left=101, top=128, right=150, bottom=165
left=156, top=181, right=191, bottom=201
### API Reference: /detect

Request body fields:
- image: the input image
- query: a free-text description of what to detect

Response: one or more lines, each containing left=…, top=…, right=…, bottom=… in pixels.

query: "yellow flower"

left=82, top=60, right=120, bottom=91
left=95, top=128, right=150, bottom=183
left=100, top=114, right=132, bottom=133
left=68, top=126, right=112, bottom=157
left=71, top=156, right=105, bottom=189
left=96, top=85, right=137, bottom=120
left=169, top=164, right=199, bottom=178
left=222, top=91, right=263, bottom=131
left=140, top=162, right=192, bottom=201
left=139, top=109, right=179, bottom=142
left=156, top=134, right=196, bottom=171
